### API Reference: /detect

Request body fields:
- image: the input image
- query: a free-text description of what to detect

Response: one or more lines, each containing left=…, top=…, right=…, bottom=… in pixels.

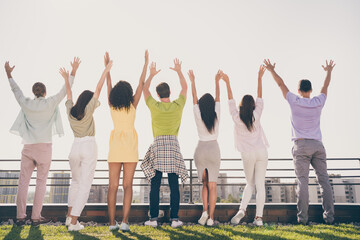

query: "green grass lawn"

left=0, top=224, right=359, bottom=240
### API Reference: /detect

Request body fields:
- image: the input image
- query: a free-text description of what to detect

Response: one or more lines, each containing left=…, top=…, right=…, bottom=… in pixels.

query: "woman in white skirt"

left=188, top=69, right=222, bottom=226
left=60, top=57, right=113, bottom=231
left=223, top=65, right=269, bottom=226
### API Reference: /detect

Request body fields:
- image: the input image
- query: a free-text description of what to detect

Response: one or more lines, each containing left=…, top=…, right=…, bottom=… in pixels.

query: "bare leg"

left=208, top=182, right=217, bottom=219
left=70, top=216, right=79, bottom=225
left=121, top=162, right=137, bottom=224
left=202, top=169, right=209, bottom=214
left=67, top=207, right=72, bottom=217
left=108, top=163, right=122, bottom=226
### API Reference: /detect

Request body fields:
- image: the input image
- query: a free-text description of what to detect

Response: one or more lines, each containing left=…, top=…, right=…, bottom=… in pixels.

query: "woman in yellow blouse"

left=105, top=51, right=148, bottom=232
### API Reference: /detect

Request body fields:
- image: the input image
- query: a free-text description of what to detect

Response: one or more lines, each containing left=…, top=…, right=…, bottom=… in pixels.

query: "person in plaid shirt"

left=141, top=59, right=188, bottom=228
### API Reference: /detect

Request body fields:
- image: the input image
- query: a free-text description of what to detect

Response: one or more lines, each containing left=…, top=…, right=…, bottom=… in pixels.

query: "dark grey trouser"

left=292, top=139, right=334, bottom=224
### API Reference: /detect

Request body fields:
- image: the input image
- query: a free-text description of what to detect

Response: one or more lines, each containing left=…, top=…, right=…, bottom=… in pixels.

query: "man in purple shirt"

left=264, top=59, right=336, bottom=224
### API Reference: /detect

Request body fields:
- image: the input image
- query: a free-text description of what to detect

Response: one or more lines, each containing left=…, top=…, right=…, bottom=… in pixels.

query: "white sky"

left=0, top=0, right=359, bottom=162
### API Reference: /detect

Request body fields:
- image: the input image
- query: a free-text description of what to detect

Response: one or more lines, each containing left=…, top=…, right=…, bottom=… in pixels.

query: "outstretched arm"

left=94, top=60, right=113, bottom=99
left=50, top=57, right=80, bottom=104
left=263, top=59, right=289, bottom=99
left=170, top=58, right=187, bottom=98
left=222, top=73, right=233, bottom=100
left=59, top=68, right=72, bottom=100
left=143, top=62, right=161, bottom=100
left=320, top=60, right=336, bottom=96
left=257, top=64, right=266, bottom=98
left=5, top=61, right=26, bottom=106
left=133, top=50, right=149, bottom=108
left=215, top=70, right=222, bottom=102
left=188, top=70, right=197, bottom=105
left=104, top=52, right=112, bottom=105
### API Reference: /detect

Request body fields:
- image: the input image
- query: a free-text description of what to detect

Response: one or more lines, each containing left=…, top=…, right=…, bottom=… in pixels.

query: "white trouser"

left=67, top=136, right=97, bottom=217
left=240, top=148, right=268, bottom=217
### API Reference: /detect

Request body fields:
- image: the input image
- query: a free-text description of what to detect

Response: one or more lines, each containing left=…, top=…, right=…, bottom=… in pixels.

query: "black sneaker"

left=31, top=217, right=51, bottom=227
left=16, top=219, right=26, bottom=226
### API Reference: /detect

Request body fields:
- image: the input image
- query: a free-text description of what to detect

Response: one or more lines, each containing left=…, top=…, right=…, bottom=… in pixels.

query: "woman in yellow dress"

left=105, top=50, right=148, bottom=232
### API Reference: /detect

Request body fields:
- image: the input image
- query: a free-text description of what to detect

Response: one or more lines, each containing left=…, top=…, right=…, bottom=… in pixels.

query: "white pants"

left=240, top=148, right=268, bottom=217
left=68, top=136, right=97, bottom=216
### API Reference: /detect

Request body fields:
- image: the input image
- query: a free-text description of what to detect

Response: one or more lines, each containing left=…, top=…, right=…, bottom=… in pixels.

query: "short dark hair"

left=32, top=82, right=46, bottom=98
left=156, top=82, right=170, bottom=98
left=299, top=79, right=312, bottom=92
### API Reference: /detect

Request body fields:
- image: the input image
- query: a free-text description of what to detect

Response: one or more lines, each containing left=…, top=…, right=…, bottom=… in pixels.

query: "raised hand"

left=215, top=70, right=223, bottom=82
left=258, top=64, right=266, bottom=78
left=149, top=62, right=161, bottom=77
left=222, top=72, right=229, bottom=83
left=263, top=59, right=276, bottom=72
left=70, top=57, right=81, bottom=76
left=169, top=58, right=182, bottom=73
left=104, top=60, right=113, bottom=73
left=322, top=60, right=336, bottom=72
left=59, top=67, right=69, bottom=81
left=104, top=52, right=110, bottom=67
left=4, top=61, right=15, bottom=74
left=188, top=70, right=195, bottom=83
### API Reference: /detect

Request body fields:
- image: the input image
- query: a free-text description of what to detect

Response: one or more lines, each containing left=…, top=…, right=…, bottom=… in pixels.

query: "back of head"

left=109, top=80, right=134, bottom=111
left=156, top=82, right=170, bottom=98
left=240, top=95, right=255, bottom=132
left=71, top=90, right=94, bottom=120
left=32, top=82, right=46, bottom=98
left=198, top=93, right=217, bottom=133
left=299, top=79, right=312, bottom=93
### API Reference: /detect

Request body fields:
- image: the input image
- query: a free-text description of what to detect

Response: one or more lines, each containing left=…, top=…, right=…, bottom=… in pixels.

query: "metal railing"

left=0, top=158, right=359, bottom=203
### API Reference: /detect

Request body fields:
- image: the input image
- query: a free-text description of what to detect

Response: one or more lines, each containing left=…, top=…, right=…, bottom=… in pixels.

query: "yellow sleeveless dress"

left=108, top=104, right=138, bottom=162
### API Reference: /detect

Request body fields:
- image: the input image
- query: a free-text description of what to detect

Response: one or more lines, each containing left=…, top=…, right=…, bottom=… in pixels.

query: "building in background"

left=49, top=172, right=70, bottom=203
left=0, top=171, right=19, bottom=203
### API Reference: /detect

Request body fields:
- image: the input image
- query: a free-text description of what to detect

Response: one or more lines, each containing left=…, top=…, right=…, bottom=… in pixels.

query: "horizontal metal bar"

left=0, top=158, right=358, bottom=162
left=1, top=183, right=360, bottom=187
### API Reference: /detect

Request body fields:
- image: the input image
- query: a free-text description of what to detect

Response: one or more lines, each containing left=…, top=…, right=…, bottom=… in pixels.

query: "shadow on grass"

left=3, top=225, right=22, bottom=240
left=278, top=226, right=357, bottom=240
left=70, top=230, right=101, bottom=240
left=111, top=229, right=154, bottom=240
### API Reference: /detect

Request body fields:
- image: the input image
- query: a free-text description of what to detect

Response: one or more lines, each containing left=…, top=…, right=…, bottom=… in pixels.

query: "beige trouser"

left=17, top=143, right=52, bottom=220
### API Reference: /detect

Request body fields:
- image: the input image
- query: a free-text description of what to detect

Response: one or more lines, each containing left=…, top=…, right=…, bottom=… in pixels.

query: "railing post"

left=189, top=158, right=193, bottom=204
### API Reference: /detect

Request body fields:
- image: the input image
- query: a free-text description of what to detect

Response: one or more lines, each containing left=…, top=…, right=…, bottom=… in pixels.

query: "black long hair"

left=198, top=93, right=217, bottom=133
left=239, top=95, right=255, bottom=132
left=71, top=90, right=94, bottom=120
left=109, top=81, right=134, bottom=111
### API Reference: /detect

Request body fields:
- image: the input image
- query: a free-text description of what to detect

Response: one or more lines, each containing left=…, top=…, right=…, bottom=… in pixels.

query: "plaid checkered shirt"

left=141, top=135, right=188, bottom=183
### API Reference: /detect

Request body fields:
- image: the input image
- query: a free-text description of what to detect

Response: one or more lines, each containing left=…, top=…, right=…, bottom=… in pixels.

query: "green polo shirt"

left=146, top=94, right=186, bottom=137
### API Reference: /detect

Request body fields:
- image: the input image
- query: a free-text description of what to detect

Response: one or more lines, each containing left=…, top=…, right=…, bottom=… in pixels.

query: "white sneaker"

left=65, top=216, right=72, bottom=226
left=109, top=221, right=119, bottom=231
left=206, top=218, right=214, bottom=226
left=198, top=211, right=209, bottom=226
left=231, top=209, right=245, bottom=224
left=120, top=222, right=130, bottom=232
left=144, top=220, right=158, bottom=227
left=253, top=217, right=263, bottom=226
left=68, top=221, right=84, bottom=231
left=171, top=220, right=183, bottom=228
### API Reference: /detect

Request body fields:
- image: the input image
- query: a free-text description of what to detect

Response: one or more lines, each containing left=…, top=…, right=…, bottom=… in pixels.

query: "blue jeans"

left=149, top=170, right=180, bottom=221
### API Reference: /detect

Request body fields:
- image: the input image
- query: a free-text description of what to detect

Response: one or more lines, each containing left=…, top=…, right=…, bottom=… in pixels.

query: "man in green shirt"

left=141, top=59, right=188, bottom=228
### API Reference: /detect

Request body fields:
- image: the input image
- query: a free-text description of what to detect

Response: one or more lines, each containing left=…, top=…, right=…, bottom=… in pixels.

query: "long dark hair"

left=109, top=81, right=134, bottom=111
left=198, top=93, right=217, bottom=133
left=71, top=90, right=94, bottom=120
left=239, top=95, right=255, bottom=132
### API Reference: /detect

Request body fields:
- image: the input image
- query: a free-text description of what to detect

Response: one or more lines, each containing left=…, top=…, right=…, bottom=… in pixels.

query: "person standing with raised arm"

left=263, top=59, right=336, bottom=224
left=60, top=57, right=113, bottom=231
left=105, top=51, right=148, bottom=232
left=141, top=58, right=188, bottom=228
left=189, top=69, right=222, bottom=226
left=5, top=59, right=77, bottom=226
left=225, top=66, right=269, bottom=226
